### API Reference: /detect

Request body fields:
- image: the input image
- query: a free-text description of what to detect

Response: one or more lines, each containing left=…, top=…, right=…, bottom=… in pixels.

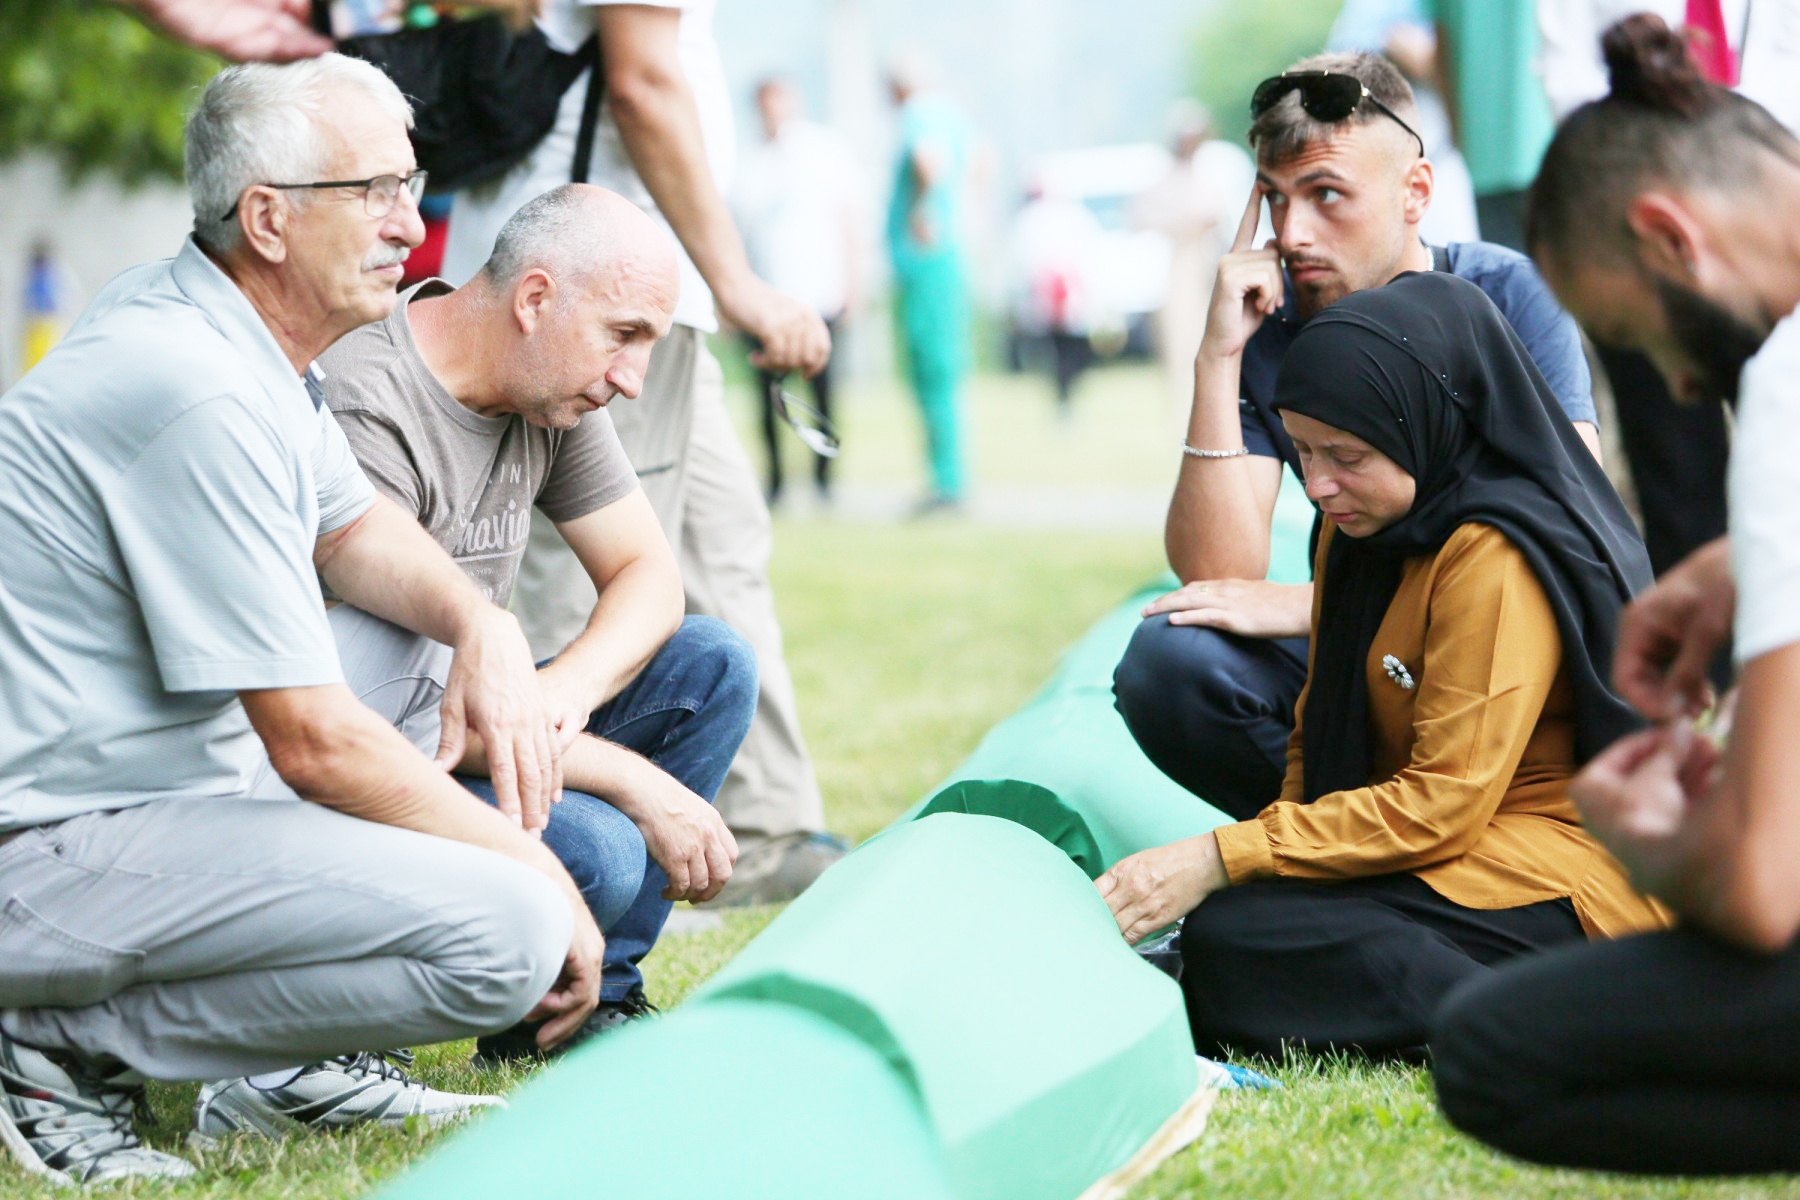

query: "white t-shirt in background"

left=442, top=0, right=732, bottom=333
left=1729, top=308, right=1800, bottom=663
left=735, top=119, right=859, bottom=319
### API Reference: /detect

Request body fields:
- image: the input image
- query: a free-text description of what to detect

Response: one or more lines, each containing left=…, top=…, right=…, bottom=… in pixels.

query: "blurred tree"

left=0, top=0, right=217, bottom=185
left=1190, top=0, right=1345, bottom=146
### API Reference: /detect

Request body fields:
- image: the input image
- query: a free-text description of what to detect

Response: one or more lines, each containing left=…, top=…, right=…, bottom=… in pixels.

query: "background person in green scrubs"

left=886, top=59, right=975, bottom=513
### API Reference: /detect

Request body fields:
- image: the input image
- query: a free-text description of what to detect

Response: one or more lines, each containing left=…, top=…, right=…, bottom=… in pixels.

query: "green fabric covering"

left=696, top=813, right=1197, bottom=1200
left=900, top=589, right=1228, bottom=875
left=375, top=998, right=956, bottom=1200
left=900, top=472, right=1316, bottom=874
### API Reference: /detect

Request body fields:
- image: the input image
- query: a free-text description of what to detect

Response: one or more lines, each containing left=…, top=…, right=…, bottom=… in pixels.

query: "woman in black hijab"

left=1097, top=270, right=1669, bottom=1059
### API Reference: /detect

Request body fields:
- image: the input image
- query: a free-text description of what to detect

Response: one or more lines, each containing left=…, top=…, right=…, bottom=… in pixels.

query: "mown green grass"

left=6, top=361, right=1792, bottom=1198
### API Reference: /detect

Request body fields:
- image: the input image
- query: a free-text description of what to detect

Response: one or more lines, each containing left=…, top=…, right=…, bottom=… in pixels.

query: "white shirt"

left=734, top=119, right=859, bottom=318
left=1730, top=310, right=1800, bottom=662
left=442, top=0, right=734, bottom=332
left=1537, top=0, right=1800, bottom=131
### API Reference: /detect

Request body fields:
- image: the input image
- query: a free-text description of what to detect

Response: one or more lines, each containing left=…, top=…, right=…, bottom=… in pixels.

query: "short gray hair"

left=1249, top=52, right=1417, bottom=165
left=186, top=54, right=412, bottom=253
left=478, top=185, right=627, bottom=294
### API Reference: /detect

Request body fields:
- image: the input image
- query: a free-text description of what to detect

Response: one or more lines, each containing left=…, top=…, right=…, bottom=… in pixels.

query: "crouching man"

left=209, top=183, right=754, bottom=1099
left=0, top=57, right=602, bottom=1184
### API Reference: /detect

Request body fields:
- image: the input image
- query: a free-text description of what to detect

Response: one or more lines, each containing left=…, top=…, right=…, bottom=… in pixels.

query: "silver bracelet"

left=1181, top=441, right=1249, bottom=459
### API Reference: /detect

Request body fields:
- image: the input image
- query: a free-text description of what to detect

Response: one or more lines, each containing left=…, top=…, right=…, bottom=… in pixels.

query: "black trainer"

left=473, top=989, right=660, bottom=1068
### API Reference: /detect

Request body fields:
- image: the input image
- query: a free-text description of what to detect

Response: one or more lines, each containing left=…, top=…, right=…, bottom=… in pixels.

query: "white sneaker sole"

left=0, top=1102, right=74, bottom=1187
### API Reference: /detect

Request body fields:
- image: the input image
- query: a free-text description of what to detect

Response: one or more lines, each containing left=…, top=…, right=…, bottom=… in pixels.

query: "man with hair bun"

left=1433, top=13, right=1800, bottom=1173
left=1114, top=50, right=1601, bottom=825
left=0, top=57, right=604, bottom=1184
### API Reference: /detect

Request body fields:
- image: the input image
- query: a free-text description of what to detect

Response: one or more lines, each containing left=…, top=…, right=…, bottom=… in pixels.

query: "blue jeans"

left=459, top=615, right=756, bottom=1000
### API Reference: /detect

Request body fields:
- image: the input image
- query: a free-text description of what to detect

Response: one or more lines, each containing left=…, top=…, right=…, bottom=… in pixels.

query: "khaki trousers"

left=513, top=327, right=823, bottom=843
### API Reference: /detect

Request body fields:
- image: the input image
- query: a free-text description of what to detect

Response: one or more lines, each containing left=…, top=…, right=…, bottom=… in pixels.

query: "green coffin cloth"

left=695, top=813, right=1198, bottom=1200
left=899, top=590, right=1227, bottom=876
left=900, top=474, right=1318, bottom=875
left=375, top=998, right=955, bottom=1200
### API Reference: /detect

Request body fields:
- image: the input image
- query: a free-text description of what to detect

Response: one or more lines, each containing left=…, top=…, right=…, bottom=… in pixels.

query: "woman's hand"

left=1096, top=834, right=1230, bottom=944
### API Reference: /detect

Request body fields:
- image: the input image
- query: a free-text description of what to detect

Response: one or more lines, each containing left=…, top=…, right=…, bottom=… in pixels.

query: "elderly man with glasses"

left=0, top=56, right=604, bottom=1185
left=1112, top=51, right=1603, bottom=824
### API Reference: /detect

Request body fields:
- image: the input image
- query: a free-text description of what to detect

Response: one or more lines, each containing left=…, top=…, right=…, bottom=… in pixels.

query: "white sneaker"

left=0, top=1028, right=195, bottom=1185
left=190, top=1052, right=504, bottom=1147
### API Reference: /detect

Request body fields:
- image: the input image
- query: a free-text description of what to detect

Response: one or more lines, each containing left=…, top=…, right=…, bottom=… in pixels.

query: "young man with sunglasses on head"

left=1114, top=51, right=1602, bottom=822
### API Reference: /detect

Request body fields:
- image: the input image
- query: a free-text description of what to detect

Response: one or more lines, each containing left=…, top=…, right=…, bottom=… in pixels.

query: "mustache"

left=363, top=243, right=411, bottom=270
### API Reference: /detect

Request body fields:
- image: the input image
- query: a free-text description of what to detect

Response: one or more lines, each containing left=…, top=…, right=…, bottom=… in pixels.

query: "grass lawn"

left=4, top=360, right=1792, bottom=1198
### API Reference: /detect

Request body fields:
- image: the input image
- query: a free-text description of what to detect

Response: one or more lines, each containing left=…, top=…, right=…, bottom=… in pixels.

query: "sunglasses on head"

left=1250, top=71, right=1426, bottom=159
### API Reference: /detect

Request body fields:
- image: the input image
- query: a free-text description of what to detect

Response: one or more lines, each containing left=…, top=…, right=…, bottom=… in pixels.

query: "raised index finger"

left=1230, top=182, right=1265, bottom=253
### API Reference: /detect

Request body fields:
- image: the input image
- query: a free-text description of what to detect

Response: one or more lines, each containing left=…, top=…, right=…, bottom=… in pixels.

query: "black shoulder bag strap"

left=571, top=42, right=605, bottom=185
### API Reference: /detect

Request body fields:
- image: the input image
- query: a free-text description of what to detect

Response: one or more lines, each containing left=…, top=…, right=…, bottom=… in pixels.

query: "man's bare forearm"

left=1680, top=644, right=1800, bottom=952
left=1165, top=351, right=1278, bottom=582
left=462, top=728, right=654, bottom=812
left=316, top=494, right=497, bottom=646
left=599, top=14, right=757, bottom=315
left=549, top=557, right=683, bottom=713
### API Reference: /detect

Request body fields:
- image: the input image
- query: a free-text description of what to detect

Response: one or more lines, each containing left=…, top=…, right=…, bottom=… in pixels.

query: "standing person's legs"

left=809, top=314, right=841, bottom=495
left=897, top=262, right=969, bottom=503
left=1433, top=928, right=1800, bottom=1174
left=1595, top=346, right=1734, bottom=693
left=1179, top=874, right=1583, bottom=1059
left=0, top=800, right=566, bottom=1081
left=1113, top=619, right=1308, bottom=819
left=515, top=328, right=701, bottom=661
left=754, top=359, right=784, bottom=503
left=1595, top=345, right=1732, bottom=577
left=676, top=346, right=829, bottom=852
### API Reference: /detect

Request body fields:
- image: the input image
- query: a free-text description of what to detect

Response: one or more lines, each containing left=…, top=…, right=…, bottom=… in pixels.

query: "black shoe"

left=472, top=990, right=660, bottom=1069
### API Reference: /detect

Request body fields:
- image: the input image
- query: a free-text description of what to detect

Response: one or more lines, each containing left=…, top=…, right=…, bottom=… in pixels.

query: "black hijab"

left=1271, top=271, right=1651, bottom=804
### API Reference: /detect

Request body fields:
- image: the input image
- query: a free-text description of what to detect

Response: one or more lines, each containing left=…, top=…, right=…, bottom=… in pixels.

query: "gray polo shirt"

left=0, top=238, right=376, bottom=831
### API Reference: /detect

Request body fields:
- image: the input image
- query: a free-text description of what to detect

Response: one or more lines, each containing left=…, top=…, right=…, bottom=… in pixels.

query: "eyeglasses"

left=219, top=170, right=429, bottom=223
left=1250, top=72, right=1426, bottom=159
left=766, top=375, right=839, bottom=458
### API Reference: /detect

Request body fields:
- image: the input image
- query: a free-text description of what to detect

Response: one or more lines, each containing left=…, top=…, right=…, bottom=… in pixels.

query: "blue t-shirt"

left=1239, top=240, right=1596, bottom=480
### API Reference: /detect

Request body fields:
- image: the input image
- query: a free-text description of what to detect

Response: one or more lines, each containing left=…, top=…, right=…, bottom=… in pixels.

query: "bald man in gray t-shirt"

left=273, top=186, right=756, bottom=1056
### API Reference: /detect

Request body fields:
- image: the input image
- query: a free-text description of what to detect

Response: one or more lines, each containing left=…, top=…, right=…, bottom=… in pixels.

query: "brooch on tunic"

left=1381, top=654, right=1416, bottom=690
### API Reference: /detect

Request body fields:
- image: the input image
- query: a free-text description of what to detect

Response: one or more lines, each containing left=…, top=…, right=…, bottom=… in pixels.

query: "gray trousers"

left=0, top=794, right=568, bottom=1082
left=513, top=326, right=824, bottom=844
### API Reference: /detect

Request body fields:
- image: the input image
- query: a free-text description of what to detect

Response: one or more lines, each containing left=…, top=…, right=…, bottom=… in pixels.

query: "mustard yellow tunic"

left=1211, top=522, right=1670, bottom=939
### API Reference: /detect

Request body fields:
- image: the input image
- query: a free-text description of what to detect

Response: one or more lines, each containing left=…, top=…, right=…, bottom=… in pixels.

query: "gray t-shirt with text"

left=317, top=280, right=637, bottom=606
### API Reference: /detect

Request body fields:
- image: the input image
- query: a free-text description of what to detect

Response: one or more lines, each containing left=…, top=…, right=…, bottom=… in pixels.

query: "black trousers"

left=1112, top=617, right=1307, bottom=819
left=1594, top=344, right=1731, bottom=578
left=752, top=316, right=839, bottom=501
left=1433, top=928, right=1800, bottom=1175
left=1595, top=346, right=1734, bottom=692
left=1181, top=874, right=1583, bottom=1060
